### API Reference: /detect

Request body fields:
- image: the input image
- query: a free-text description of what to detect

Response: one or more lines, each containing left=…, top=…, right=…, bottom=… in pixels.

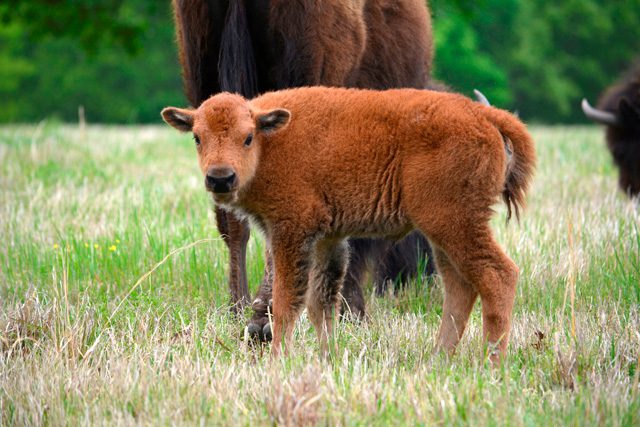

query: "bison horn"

left=474, top=89, right=491, bottom=106
left=581, top=99, right=620, bottom=126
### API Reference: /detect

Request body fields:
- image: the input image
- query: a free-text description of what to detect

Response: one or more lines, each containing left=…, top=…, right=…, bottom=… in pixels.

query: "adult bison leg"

left=373, top=232, right=435, bottom=295
left=247, top=251, right=274, bottom=341
left=339, top=238, right=373, bottom=319
left=215, top=206, right=251, bottom=312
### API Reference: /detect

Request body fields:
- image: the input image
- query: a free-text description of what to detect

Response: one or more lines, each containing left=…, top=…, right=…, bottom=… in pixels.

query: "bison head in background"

left=582, top=62, right=640, bottom=197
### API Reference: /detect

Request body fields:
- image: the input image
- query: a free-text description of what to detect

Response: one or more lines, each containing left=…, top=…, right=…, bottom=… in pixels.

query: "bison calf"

left=162, top=87, right=536, bottom=360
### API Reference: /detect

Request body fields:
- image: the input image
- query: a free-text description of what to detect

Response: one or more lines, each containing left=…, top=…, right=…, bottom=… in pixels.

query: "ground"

left=0, top=123, right=638, bottom=425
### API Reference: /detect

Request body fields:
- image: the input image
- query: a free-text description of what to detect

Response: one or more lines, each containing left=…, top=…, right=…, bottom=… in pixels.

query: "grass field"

left=1, top=123, right=639, bottom=425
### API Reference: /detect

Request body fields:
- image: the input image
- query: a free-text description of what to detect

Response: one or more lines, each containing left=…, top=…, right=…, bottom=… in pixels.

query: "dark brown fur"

left=171, top=0, right=435, bottom=333
left=593, top=63, right=640, bottom=196
left=161, top=87, right=537, bottom=360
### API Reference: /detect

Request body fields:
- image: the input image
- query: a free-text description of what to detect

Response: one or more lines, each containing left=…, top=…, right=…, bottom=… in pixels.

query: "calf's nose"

left=206, top=167, right=237, bottom=193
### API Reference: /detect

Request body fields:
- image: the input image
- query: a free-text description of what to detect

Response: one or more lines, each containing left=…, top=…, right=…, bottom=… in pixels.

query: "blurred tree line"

left=0, top=0, right=638, bottom=124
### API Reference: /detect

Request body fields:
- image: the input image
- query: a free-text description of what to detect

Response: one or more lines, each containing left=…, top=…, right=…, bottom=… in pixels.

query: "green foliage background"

left=1, top=0, right=638, bottom=124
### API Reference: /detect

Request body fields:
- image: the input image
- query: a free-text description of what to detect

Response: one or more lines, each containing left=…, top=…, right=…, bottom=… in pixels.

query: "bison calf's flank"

left=161, top=87, right=536, bottom=360
left=582, top=62, right=640, bottom=197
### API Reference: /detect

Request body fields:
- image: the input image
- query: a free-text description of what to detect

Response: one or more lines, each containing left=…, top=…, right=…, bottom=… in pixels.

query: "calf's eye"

left=244, top=133, right=253, bottom=147
left=193, top=134, right=200, bottom=146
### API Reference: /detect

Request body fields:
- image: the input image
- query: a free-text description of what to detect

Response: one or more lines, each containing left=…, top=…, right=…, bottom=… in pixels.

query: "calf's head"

left=161, top=93, right=290, bottom=203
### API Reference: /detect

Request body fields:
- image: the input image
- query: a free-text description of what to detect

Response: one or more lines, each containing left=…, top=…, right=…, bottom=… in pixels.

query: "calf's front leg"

left=307, top=240, right=349, bottom=357
left=250, top=239, right=363, bottom=343
left=269, top=230, right=315, bottom=358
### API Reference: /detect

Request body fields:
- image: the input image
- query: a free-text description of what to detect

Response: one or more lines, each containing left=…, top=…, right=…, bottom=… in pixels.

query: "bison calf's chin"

left=161, top=87, right=536, bottom=361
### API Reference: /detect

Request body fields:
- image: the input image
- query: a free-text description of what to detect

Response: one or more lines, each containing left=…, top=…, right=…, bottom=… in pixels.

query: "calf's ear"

left=255, top=109, right=291, bottom=134
left=161, top=107, right=194, bottom=132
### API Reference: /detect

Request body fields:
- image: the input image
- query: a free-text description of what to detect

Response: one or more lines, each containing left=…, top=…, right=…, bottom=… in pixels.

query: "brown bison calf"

left=162, top=87, right=536, bottom=359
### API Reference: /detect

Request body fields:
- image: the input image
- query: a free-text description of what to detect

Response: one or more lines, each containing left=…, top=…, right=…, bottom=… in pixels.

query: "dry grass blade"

left=83, top=238, right=222, bottom=359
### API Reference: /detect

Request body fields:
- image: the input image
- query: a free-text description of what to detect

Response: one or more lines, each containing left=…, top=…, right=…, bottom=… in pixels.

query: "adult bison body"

left=582, top=62, right=640, bottom=197
left=171, top=0, right=436, bottom=338
left=162, top=87, right=536, bottom=360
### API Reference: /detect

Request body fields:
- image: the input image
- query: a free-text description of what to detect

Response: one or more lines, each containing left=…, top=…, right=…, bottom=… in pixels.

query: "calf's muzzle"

left=205, top=166, right=237, bottom=193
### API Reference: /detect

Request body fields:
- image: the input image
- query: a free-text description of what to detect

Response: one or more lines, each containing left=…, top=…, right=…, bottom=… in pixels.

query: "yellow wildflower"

left=109, top=245, right=117, bottom=252
left=94, top=244, right=99, bottom=249
left=53, top=243, right=59, bottom=249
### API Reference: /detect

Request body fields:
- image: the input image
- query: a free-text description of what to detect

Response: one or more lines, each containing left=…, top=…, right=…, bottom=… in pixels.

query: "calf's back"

left=243, top=87, right=508, bottom=237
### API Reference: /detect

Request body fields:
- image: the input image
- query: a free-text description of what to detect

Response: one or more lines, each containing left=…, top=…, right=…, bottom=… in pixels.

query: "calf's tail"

left=481, top=106, right=537, bottom=221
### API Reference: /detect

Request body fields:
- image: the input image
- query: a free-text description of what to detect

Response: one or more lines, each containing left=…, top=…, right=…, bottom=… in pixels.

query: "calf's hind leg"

left=433, top=247, right=478, bottom=353
left=307, top=240, right=349, bottom=357
left=417, top=219, right=519, bottom=359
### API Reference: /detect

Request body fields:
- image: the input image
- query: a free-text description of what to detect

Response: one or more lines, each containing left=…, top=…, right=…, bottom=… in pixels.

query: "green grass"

left=1, top=123, right=639, bottom=425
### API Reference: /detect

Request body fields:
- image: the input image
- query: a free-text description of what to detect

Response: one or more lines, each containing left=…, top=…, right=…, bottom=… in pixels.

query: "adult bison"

left=171, top=0, right=436, bottom=339
left=582, top=62, right=640, bottom=197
